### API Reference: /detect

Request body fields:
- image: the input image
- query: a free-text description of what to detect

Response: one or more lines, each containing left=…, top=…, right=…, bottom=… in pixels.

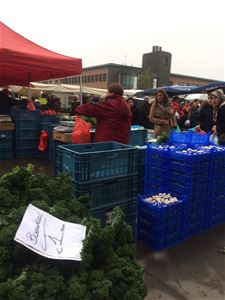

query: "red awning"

left=0, top=22, right=82, bottom=86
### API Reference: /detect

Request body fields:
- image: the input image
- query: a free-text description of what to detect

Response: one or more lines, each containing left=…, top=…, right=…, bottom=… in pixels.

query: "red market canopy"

left=0, top=21, right=82, bottom=86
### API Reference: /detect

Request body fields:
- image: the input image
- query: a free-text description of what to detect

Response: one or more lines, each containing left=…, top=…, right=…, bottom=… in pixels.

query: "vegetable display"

left=0, top=165, right=147, bottom=300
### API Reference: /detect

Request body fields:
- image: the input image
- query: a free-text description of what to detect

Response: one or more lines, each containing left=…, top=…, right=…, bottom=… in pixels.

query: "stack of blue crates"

left=136, top=131, right=225, bottom=250
left=0, top=131, right=14, bottom=159
left=12, top=109, right=40, bottom=158
left=142, top=139, right=225, bottom=245
left=136, top=145, right=147, bottom=194
left=56, top=142, right=138, bottom=226
left=137, top=193, right=186, bottom=251
left=39, top=116, right=60, bottom=161
left=209, top=146, right=225, bottom=227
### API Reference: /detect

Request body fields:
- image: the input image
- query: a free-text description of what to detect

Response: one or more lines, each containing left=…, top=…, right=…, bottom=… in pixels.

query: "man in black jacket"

left=198, top=97, right=214, bottom=132
left=139, top=96, right=154, bottom=129
left=0, top=88, right=26, bottom=115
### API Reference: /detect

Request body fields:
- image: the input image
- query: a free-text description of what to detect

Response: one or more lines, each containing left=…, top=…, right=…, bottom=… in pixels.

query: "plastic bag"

left=27, top=99, right=36, bottom=111
left=210, top=133, right=218, bottom=145
left=172, top=124, right=181, bottom=132
left=72, top=115, right=92, bottom=144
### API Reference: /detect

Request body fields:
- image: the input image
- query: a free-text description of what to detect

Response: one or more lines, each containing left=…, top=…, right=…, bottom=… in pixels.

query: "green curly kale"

left=0, top=165, right=147, bottom=300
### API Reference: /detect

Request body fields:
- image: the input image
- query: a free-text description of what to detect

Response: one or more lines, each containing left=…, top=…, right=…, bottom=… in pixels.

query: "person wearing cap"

left=75, top=83, right=131, bottom=144
left=209, top=89, right=225, bottom=144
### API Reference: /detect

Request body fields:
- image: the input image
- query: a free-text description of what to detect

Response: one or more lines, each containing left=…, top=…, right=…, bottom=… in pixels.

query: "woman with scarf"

left=149, top=89, right=177, bottom=136
left=210, top=89, right=225, bottom=145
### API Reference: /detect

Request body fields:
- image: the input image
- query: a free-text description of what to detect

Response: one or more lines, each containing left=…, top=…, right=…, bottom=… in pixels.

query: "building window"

left=91, top=75, right=94, bottom=82
left=162, top=57, right=168, bottom=66
left=88, top=75, right=91, bottom=82
left=95, top=74, right=99, bottom=81
left=121, top=73, right=134, bottom=88
left=103, top=73, right=107, bottom=81
left=99, top=74, right=103, bottom=81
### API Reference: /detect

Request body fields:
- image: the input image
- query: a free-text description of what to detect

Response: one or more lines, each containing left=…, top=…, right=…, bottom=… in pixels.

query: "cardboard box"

left=0, top=122, right=14, bottom=131
left=53, top=131, right=72, bottom=143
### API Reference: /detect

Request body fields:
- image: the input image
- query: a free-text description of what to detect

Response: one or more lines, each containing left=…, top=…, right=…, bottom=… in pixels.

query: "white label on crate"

left=14, top=204, right=86, bottom=261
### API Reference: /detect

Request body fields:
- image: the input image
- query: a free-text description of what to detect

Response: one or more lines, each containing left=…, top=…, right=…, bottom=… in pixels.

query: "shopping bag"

left=27, top=99, right=37, bottom=111
left=71, top=115, right=92, bottom=144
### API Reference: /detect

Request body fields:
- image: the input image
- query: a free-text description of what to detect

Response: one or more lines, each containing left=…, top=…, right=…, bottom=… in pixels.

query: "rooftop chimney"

left=152, top=46, right=162, bottom=52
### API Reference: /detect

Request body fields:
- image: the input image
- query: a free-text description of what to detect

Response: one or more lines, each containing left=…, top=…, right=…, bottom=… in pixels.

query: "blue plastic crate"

left=167, top=180, right=209, bottom=195
left=129, top=128, right=148, bottom=146
left=14, top=120, right=40, bottom=130
left=58, top=142, right=137, bottom=183
left=12, top=109, right=40, bottom=121
left=169, top=131, right=190, bottom=145
left=0, top=130, right=13, bottom=140
left=0, top=148, right=13, bottom=159
left=90, top=198, right=137, bottom=226
left=136, top=193, right=187, bottom=251
left=72, top=174, right=137, bottom=210
left=0, top=131, right=13, bottom=149
left=169, top=131, right=210, bottom=147
left=15, top=146, right=39, bottom=158
left=40, top=115, right=60, bottom=124
left=14, top=128, right=40, bottom=139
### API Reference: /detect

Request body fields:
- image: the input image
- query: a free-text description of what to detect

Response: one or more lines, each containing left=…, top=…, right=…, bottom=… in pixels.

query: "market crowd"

left=1, top=84, right=225, bottom=145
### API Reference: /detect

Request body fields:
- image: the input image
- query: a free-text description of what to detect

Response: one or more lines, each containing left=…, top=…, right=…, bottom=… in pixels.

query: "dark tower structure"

left=142, top=46, right=172, bottom=87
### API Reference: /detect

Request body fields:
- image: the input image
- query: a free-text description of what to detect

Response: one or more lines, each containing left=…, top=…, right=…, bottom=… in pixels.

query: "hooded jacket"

left=75, top=94, right=131, bottom=144
left=216, top=101, right=225, bottom=136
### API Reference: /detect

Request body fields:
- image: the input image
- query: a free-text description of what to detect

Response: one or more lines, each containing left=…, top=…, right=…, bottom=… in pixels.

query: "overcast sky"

left=1, top=0, right=224, bottom=81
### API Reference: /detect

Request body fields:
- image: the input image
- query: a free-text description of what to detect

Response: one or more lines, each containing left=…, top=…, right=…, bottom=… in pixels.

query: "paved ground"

left=1, top=158, right=224, bottom=300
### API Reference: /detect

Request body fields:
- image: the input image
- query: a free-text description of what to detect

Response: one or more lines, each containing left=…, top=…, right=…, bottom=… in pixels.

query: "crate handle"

left=83, top=145, right=95, bottom=150
left=104, top=152, right=118, bottom=159
left=103, top=179, right=118, bottom=185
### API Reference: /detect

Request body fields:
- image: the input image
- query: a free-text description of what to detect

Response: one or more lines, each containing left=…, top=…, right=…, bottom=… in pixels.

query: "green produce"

left=0, top=165, right=147, bottom=300
left=156, top=132, right=170, bottom=144
left=80, top=115, right=97, bottom=127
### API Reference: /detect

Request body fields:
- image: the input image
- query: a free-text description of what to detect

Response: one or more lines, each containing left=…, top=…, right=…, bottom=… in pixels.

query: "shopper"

left=149, top=89, right=176, bottom=136
left=198, top=97, right=214, bottom=133
left=0, top=88, right=27, bottom=115
left=75, top=83, right=131, bottom=144
left=139, top=96, right=154, bottom=129
left=126, top=97, right=141, bottom=125
left=210, top=89, right=225, bottom=144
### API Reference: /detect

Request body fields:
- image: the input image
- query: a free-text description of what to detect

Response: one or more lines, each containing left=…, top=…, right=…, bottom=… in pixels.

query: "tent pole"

left=80, top=75, right=83, bottom=104
left=28, top=82, right=32, bottom=100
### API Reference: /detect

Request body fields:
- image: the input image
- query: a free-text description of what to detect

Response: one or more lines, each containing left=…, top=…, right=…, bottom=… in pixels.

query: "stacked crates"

left=136, top=131, right=225, bottom=250
left=143, top=142, right=225, bottom=241
left=56, top=142, right=138, bottom=225
left=0, top=131, right=14, bottom=159
left=209, top=146, right=225, bottom=227
left=136, top=145, right=147, bottom=194
left=137, top=193, right=186, bottom=250
left=12, top=109, right=40, bottom=158
left=39, top=121, right=60, bottom=161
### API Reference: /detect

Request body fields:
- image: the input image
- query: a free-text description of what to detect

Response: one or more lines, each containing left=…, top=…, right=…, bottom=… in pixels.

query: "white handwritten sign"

left=14, top=204, right=86, bottom=261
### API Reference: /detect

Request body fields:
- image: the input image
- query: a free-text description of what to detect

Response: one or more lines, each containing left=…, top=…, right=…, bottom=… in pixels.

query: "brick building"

left=43, top=47, right=219, bottom=89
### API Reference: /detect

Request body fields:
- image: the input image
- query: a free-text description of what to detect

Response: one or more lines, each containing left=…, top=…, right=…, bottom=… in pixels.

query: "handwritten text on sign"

left=14, top=204, right=86, bottom=261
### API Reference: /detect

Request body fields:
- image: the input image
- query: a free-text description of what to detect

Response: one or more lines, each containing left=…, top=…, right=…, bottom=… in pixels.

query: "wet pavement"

left=1, top=158, right=224, bottom=300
